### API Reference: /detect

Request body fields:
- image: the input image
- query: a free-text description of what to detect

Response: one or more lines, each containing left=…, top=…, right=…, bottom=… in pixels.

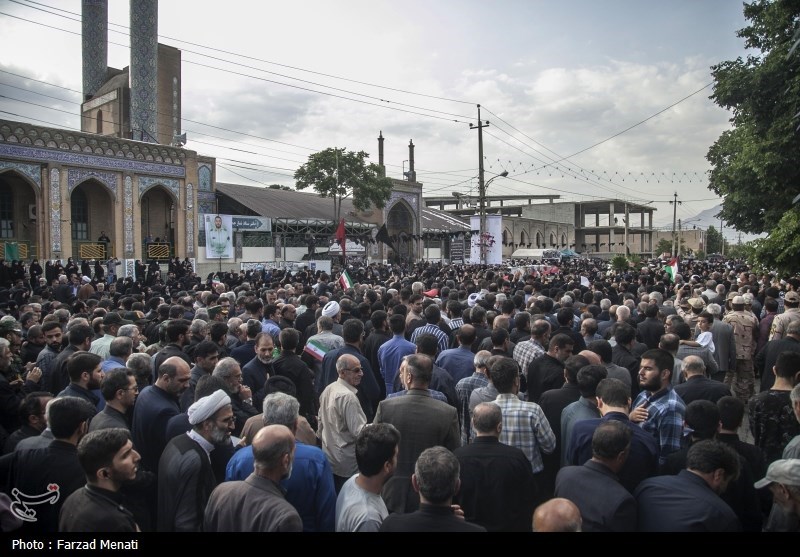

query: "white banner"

left=204, top=214, right=233, bottom=259
left=469, top=214, right=503, bottom=265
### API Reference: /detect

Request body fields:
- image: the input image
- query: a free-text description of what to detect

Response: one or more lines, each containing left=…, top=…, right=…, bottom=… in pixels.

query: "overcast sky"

left=0, top=0, right=752, bottom=234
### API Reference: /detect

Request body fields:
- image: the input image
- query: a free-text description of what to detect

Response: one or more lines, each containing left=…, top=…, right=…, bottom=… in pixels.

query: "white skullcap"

left=187, top=389, right=231, bottom=425
left=321, top=301, right=340, bottom=318
left=81, top=276, right=91, bottom=284
left=467, top=293, right=480, bottom=308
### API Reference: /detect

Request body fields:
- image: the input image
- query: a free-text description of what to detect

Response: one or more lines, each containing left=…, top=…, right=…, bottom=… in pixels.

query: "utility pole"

left=719, top=215, right=724, bottom=257
left=669, top=192, right=681, bottom=257
left=470, top=105, right=490, bottom=265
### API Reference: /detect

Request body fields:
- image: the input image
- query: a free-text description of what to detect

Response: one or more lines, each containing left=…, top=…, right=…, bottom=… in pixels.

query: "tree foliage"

left=294, top=148, right=393, bottom=221
left=705, top=225, right=724, bottom=254
left=747, top=210, right=800, bottom=275
left=610, top=254, right=631, bottom=272
left=707, top=0, right=800, bottom=235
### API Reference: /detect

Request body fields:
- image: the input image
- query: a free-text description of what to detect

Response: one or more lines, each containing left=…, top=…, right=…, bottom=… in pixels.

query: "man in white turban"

left=157, top=389, right=234, bottom=532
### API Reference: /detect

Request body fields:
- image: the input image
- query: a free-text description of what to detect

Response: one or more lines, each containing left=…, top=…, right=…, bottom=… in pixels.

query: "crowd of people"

left=0, top=253, right=799, bottom=533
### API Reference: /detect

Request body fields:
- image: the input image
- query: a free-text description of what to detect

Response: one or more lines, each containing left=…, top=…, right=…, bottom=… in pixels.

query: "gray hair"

left=317, top=315, right=334, bottom=332
left=706, top=303, right=722, bottom=317
left=682, top=355, right=706, bottom=377
left=190, top=319, right=208, bottom=336
left=262, top=392, right=300, bottom=428
left=213, top=357, right=240, bottom=379
left=473, top=350, right=491, bottom=370
left=790, top=383, right=800, bottom=404
left=194, top=309, right=209, bottom=322
left=414, top=446, right=460, bottom=504
left=600, top=299, right=611, bottom=311
left=126, top=352, right=151, bottom=377
left=0, top=337, right=9, bottom=352
left=227, top=317, right=243, bottom=334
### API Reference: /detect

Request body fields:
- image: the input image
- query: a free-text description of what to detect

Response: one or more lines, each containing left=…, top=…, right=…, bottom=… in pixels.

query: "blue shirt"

left=377, top=335, right=415, bottom=395
left=435, top=346, right=476, bottom=383
left=101, top=356, right=126, bottom=373
left=387, top=388, right=447, bottom=403
left=225, top=440, right=336, bottom=532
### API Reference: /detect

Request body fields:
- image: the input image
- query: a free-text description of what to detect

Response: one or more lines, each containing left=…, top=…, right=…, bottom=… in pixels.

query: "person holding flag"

left=664, top=257, right=679, bottom=285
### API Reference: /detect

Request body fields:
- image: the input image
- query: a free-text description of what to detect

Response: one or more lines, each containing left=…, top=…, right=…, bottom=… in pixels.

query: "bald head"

left=533, top=498, right=582, bottom=532
left=578, top=350, right=601, bottom=366
left=252, top=424, right=296, bottom=479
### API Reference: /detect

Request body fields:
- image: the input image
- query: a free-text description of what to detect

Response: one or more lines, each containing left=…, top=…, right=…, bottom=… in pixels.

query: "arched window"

left=536, top=232, right=541, bottom=248
left=0, top=184, right=13, bottom=238
left=550, top=233, right=556, bottom=247
left=561, top=233, right=567, bottom=247
left=96, top=110, right=103, bottom=134
left=71, top=189, right=89, bottom=240
left=502, top=229, right=509, bottom=245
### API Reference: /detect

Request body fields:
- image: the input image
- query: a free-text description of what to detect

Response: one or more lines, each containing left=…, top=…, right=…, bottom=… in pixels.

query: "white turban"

left=321, top=301, right=340, bottom=318
left=187, top=389, right=231, bottom=425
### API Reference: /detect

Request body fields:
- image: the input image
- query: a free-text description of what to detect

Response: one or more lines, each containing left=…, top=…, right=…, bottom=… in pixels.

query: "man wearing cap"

left=681, top=297, right=705, bottom=330
left=770, top=290, right=800, bottom=341
left=90, top=313, right=132, bottom=360
left=207, top=305, right=225, bottom=323
left=158, top=389, right=234, bottom=532
left=755, top=458, right=800, bottom=531
left=723, top=295, right=759, bottom=403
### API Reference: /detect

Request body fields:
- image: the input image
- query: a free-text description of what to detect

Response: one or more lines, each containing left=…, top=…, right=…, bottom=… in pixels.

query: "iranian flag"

left=339, top=269, right=354, bottom=290
left=665, top=257, right=679, bottom=283
left=304, top=339, right=329, bottom=362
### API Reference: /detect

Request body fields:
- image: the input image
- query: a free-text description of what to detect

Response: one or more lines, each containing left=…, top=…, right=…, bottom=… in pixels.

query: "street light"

left=478, top=170, right=508, bottom=264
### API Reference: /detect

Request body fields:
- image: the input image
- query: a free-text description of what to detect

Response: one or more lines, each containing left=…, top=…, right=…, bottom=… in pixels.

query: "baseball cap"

left=0, top=319, right=22, bottom=336
left=754, top=459, right=800, bottom=489
left=688, top=298, right=705, bottom=310
left=103, top=313, right=133, bottom=326
left=785, top=291, right=800, bottom=303
left=732, top=295, right=745, bottom=305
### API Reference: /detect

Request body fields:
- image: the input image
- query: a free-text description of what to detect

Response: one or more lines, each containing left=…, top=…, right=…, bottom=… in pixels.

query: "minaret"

left=81, top=0, right=107, bottom=101
left=407, top=139, right=416, bottom=182
left=129, top=0, right=158, bottom=142
left=377, top=131, right=385, bottom=177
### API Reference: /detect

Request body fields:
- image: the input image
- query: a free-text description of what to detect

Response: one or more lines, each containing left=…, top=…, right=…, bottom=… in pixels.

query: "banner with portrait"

left=204, top=214, right=233, bottom=259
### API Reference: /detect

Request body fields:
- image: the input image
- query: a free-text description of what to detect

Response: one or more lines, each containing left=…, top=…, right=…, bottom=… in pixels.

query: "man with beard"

left=179, top=341, right=220, bottom=412
left=213, top=357, right=257, bottom=437
left=630, top=348, right=686, bottom=465
left=242, top=333, right=274, bottom=410
left=59, top=428, right=141, bottom=532
left=56, top=352, right=104, bottom=412
left=36, top=321, right=63, bottom=394
left=158, top=389, right=234, bottom=532
left=205, top=424, right=302, bottom=532
left=131, top=356, right=191, bottom=473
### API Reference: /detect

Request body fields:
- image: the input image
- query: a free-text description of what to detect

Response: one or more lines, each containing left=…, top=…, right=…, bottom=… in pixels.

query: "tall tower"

left=129, top=0, right=158, bottom=143
left=81, top=0, right=107, bottom=101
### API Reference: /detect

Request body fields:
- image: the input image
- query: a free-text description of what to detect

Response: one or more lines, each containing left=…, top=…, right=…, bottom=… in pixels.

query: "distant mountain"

left=681, top=204, right=764, bottom=244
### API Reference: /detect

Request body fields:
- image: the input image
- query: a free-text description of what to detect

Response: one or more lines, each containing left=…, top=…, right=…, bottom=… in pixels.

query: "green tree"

left=705, top=225, right=724, bottom=254
left=610, top=254, right=631, bottom=272
left=294, top=148, right=392, bottom=221
left=747, top=210, right=800, bottom=274
left=707, top=1, right=800, bottom=270
left=655, top=238, right=673, bottom=256
left=268, top=184, right=292, bottom=191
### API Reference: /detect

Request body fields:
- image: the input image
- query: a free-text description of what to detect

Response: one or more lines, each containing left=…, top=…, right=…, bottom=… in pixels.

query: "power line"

left=16, top=0, right=475, bottom=106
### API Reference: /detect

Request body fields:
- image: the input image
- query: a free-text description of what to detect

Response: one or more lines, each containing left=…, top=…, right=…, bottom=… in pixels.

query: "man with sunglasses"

left=318, top=354, right=368, bottom=493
